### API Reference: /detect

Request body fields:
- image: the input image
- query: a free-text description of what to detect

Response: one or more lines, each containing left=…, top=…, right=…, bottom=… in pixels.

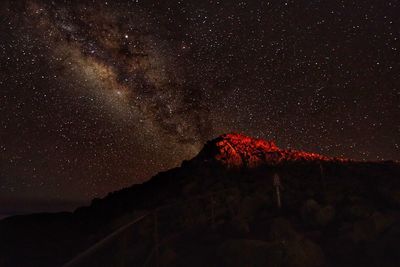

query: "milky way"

left=25, top=1, right=211, bottom=144
left=0, top=0, right=399, bottom=213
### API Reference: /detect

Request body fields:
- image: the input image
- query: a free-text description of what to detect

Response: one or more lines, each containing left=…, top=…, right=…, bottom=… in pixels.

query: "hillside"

left=1, top=133, right=400, bottom=267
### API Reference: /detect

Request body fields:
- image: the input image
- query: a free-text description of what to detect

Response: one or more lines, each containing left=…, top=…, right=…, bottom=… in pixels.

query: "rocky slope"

left=192, top=133, right=338, bottom=168
left=1, top=133, right=400, bottom=267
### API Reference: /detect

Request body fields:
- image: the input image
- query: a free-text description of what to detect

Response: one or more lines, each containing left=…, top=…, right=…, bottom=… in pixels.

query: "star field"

left=0, top=0, right=399, bottom=213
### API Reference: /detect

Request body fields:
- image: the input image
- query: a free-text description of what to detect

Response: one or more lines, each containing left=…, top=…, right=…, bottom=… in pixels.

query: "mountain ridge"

left=192, top=133, right=345, bottom=168
left=1, top=134, right=400, bottom=267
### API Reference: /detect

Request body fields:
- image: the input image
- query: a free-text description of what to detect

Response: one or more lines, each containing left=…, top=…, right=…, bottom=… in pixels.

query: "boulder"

left=217, top=237, right=325, bottom=267
left=283, top=237, right=325, bottom=267
left=237, top=194, right=267, bottom=222
left=217, top=239, right=278, bottom=267
left=301, top=199, right=335, bottom=227
left=270, top=217, right=298, bottom=241
left=351, top=212, right=394, bottom=243
left=159, top=248, right=178, bottom=267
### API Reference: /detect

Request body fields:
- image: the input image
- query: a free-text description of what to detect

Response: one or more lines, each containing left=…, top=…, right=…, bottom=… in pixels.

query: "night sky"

left=0, top=1, right=399, bottom=215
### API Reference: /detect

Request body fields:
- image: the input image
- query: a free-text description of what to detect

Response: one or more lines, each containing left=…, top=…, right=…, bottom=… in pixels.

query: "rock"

left=237, top=194, right=267, bottom=222
left=268, top=217, right=325, bottom=267
left=324, top=190, right=344, bottom=205
left=301, top=199, right=335, bottom=226
left=344, top=204, right=374, bottom=220
left=351, top=212, right=394, bottom=243
left=160, top=248, right=178, bottom=267
left=217, top=239, right=277, bottom=267
left=302, top=199, right=320, bottom=215
left=371, top=212, right=394, bottom=233
left=222, top=218, right=250, bottom=237
left=270, top=217, right=299, bottom=241
left=351, top=219, right=377, bottom=242
left=389, top=191, right=400, bottom=206
left=217, top=237, right=325, bottom=267
left=315, top=205, right=335, bottom=226
left=193, top=133, right=335, bottom=169
left=381, top=189, right=400, bottom=207
left=371, top=222, right=400, bottom=267
left=283, top=237, right=325, bottom=267
left=182, top=181, right=198, bottom=196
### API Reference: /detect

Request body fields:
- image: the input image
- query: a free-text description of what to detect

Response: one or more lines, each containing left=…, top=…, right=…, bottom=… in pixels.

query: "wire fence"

left=61, top=186, right=246, bottom=267
left=61, top=164, right=327, bottom=267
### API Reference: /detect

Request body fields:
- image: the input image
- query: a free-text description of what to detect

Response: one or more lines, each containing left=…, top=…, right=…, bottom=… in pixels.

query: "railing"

left=61, top=187, right=245, bottom=267
left=61, top=165, right=327, bottom=267
left=62, top=213, right=150, bottom=267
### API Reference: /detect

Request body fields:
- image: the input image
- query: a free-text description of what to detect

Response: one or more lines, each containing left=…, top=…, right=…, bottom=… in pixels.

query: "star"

left=0, top=0, right=398, bottom=208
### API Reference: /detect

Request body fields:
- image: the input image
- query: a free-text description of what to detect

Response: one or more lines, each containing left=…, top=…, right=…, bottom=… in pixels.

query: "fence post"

left=319, top=163, right=326, bottom=191
left=154, top=209, right=160, bottom=267
left=273, top=173, right=282, bottom=209
left=210, top=195, right=215, bottom=226
left=120, top=231, right=127, bottom=267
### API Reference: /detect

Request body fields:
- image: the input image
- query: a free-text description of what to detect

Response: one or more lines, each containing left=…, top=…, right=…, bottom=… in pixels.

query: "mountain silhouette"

left=1, top=133, right=400, bottom=267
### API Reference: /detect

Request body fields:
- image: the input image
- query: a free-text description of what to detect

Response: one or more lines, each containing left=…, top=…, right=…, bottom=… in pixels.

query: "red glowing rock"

left=195, top=133, right=339, bottom=168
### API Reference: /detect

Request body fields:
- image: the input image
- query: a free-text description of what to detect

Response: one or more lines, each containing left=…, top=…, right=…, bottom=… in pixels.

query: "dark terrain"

left=1, top=133, right=400, bottom=267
